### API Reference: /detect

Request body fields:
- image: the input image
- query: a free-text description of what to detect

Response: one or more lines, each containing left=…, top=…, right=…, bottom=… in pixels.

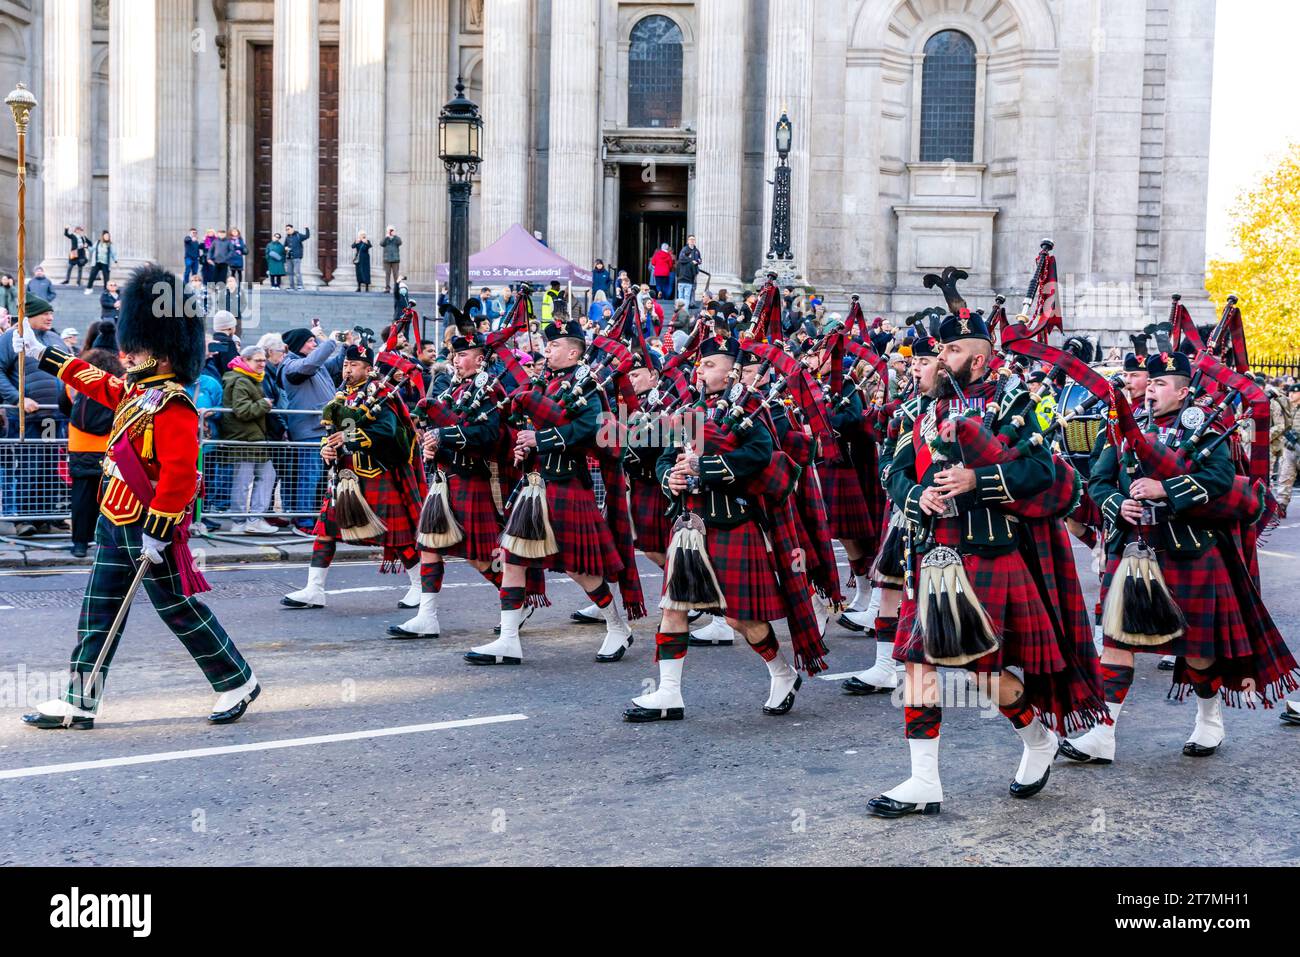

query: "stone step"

left=36, top=283, right=456, bottom=341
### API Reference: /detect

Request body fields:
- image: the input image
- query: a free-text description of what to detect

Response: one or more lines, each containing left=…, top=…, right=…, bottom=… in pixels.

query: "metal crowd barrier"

left=0, top=402, right=613, bottom=528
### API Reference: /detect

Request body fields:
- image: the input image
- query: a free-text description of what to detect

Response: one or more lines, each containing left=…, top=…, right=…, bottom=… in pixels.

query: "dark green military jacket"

left=886, top=379, right=1054, bottom=557
left=656, top=391, right=775, bottom=530
left=1089, top=412, right=1236, bottom=560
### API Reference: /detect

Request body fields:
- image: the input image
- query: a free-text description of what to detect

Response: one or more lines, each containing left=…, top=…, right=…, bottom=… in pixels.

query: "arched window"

left=919, top=30, right=976, bottom=162
left=628, top=15, right=683, bottom=128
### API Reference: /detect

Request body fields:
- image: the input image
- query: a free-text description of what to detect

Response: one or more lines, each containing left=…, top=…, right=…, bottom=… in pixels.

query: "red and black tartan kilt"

left=895, top=548, right=1063, bottom=679
left=504, top=477, right=624, bottom=578
left=441, top=472, right=502, bottom=562
left=1072, top=490, right=1102, bottom=530
left=821, top=460, right=875, bottom=541
left=314, top=466, right=420, bottom=560
left=628, top=478, right=671, bottom=554
left=664, top=519, right=785, bottom=623
left=1100, top=549, right=1246, bottom=659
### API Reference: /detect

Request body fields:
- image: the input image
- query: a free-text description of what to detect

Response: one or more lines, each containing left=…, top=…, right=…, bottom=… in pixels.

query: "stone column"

left=339, top=0, right=386, bottom=273
left=1157, top=0, right=1215, bottom=301
left=545, top=0, right=599, bottom=274
left=108, top=0, right=158, bottom=269
left=480, top=0, right=531, bottom=245
left=40, top=0, right=93, bottom=277
left=273, top=0, right=322, bottom=287
left=407, top=0, right=449, bottom=287
left=760, top=0, right=813, bottom=279
left=157, top=0, right=194, bottom=273
left=693, top=0, right=746, bottom=288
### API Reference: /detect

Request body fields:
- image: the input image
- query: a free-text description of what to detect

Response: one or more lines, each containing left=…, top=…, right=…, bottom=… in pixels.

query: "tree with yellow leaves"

left=1206, top=142, right=1300, bottom=356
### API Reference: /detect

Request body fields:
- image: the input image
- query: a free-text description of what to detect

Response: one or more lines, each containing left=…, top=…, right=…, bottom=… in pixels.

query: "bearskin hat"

left=117, top=264, right=204, bottom=384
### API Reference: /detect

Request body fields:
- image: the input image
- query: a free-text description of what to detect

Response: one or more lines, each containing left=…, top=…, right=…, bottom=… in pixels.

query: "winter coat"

left=265, top=240, right=287, bottom=277
left=212, top=237, right=233, bottom=265
left=676, top=245, right=702, bottom=283
left=285, top=228, right=311, bottom=260
left=650, top=248, right=675, bottom=277
left=352, top=240, right=373, bottom=285
left=280, top=337, right=344, bottom=440
left=220, top=367, right=271, bottom=462
left=380, top=234, right=402, bottom=263
left=229, top=237, right=247, bottom=269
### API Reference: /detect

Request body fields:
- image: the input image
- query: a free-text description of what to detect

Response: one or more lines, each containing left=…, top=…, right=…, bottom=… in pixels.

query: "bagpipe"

left=1013, top=239, right=1062, bottom=343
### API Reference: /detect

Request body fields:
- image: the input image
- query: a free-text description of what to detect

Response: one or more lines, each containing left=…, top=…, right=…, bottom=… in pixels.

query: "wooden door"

left=251, top=45, right=274, bottom=283
left=318, top=44, right=339, bottom=283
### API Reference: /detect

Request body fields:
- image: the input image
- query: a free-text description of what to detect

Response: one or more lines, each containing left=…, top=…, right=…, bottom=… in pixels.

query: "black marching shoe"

left=1055, top=738, right=1113, bottom=765
left=1157, top=656, right=1176, bottom=671
left=387, top=624, right=440, bottom=640
left=1280, top=703, right=1300, bottom=726
left=1009, top=768, right=1050, bottom=799
left=569, top=605, right=602, bottom=624
left=595, top=634, right=633, bottom=663
left=22, top=704, right=94, bottom=730
left=866, top=795, right=941, bottom=819
left=622, top=705, right=684, bottom=723
left=762, top=675, right=802, bottom=716
left=836, top=613, right=867, bottom=633
left=1181, top=741, right=1219, bottom=757
left=841, top=675, right=892, bottom=696
left=209, top=680, right=261, bottom=725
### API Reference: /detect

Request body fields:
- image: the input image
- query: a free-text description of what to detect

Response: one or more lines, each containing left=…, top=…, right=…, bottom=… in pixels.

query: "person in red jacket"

left=14, top=265, right=259, bottom=730
left=649, top=244, right=675, bottom=299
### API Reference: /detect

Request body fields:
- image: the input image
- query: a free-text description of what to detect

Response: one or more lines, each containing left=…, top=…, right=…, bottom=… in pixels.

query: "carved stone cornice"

left=602, top=129, right=697, bottom=158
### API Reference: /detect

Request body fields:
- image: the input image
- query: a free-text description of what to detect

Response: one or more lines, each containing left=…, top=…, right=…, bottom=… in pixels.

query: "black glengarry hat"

left=1145, top=351, right=1191, bottom=378
left=542, top=319, right=586, bottom=345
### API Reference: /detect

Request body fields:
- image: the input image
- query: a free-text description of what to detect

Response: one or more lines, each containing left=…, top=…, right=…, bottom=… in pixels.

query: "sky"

left=1205, top=0, right=1300, bottom=262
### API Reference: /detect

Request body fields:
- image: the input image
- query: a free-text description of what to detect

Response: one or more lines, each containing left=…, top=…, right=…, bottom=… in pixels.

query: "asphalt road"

left=1, top=524, right=1298, bottom=866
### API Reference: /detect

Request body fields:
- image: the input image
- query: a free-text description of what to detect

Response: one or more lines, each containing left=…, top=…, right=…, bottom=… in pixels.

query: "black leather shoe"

left=1157, top=657, right=1175, bottom=671
left=387, top=624, right=439, bottom=640
left=688, top=633, right=734, bottom=647
left=1009, top=767, right=1050, bottom=799
left=464, top=651, right=522, bottom=665
left=70, top=543, right=88, bottom=559
left=762, top=675, right=802, bottom=716
left=622, top=705, right=684, bottom=722
left=687, top=609, right=704, bottom=623
left=209, top=683, right=260, bottom=725
left=1280, top=708, right=1300, bottom=726
left=841, top=675, right=892, bottom=696
left=595, top=635, right=633, bottom=663
left=570, top=609, right=602, bottom=624
left=1056, top=738, right=1113, bottom=765
left=493, top=607, right=534, bottom=634
left=22, top=711, right=93, bottom=730
left=397, top=597, right=419, bottom=610
left=837, top=613, right=867, bottom=633
left=1182, top=741, right=1219, bottom=757
left=867, top=795, right=941, bottom=819
left=280, top=595, right=324, bottom=609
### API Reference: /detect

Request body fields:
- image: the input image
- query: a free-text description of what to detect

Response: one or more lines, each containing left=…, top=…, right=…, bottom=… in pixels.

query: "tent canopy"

left=434, top=223, right=592, bottom=287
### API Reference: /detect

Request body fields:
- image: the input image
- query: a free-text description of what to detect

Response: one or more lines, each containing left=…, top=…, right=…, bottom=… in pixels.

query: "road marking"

left=0, top=713, right=529, bottom=782
left=815, top=671, right=862, bottom=681
left=1259, top=549, right=1296, bottom=560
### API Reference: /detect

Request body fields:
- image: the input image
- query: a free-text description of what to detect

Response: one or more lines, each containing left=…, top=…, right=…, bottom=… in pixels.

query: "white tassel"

left=500, top=472, right=559, bottom=558
left=334, top=469, right=387, bottom=543
left=417, top=469, right=464, bottom=550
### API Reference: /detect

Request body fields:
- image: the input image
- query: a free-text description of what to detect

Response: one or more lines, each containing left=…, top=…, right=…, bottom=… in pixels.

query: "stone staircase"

left=38, top=282, right=449, bottom=341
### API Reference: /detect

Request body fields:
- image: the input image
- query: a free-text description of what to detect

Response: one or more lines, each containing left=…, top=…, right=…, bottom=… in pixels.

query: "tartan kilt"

left=629, top=477, right=671, bottom=554
left=663, top=519, right=784, bottom=623
left=1101, top=549, right=1245, bottom=660
left=314, top=466, right=420, bottom=560
left=442, top=472, right=502, bottom=562
left=896, top=548, right=1063, bottom=679
left=821, top=459, right=875, bottom=540
left=504, top=476, right=624, bottom=578
left=1072, top=488, right=1103, bottom=530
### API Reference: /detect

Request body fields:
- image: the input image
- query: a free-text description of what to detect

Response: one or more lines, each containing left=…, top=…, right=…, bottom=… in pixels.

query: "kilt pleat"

left=821, top=460, right=875, bottom=541
left=442, top=472, right=502, bottom=562
left=629, top=478, right=671, bottom=554
left=663, top=519, right=784, bottom=622
left=504, top=478, right=623, bottom=578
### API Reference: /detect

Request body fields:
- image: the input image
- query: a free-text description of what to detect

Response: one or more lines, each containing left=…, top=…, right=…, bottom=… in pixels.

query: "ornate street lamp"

left=766, top=111, right=793, bottom=262
left=438, top=76, right=482, bottom=309
left=5, top=82, right=36, bottom=438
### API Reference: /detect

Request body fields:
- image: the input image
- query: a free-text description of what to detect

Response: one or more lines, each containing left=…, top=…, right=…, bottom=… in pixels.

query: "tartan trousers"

left=63, top=516, right=252, bottom=712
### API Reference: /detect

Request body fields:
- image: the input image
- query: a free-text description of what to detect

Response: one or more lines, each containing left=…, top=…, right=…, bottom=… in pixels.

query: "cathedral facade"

left=2, top=0, right=1215, bottom=332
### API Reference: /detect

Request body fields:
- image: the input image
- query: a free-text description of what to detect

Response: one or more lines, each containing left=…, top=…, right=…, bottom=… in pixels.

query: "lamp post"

left=438, top=76, right=482, bottom=312
left=766, top=111, right=793, bottom=261
left=5, top=82, right=36, bottom=439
